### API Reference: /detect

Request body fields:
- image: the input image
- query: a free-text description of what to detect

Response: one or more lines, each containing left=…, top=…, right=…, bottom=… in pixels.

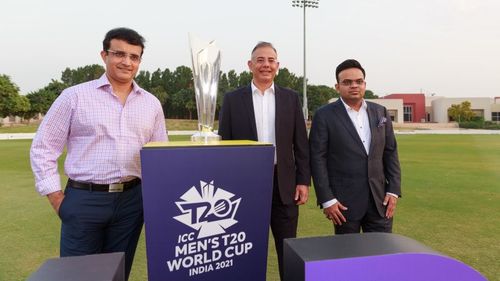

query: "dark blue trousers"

left=334, top=194, right=393, bottom=234
left=58, top=183, right=144, bottom=280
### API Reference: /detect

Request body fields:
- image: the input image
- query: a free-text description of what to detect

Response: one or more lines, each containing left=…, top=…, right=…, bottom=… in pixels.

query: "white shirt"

left=342, top=98, right=371, bottom=155
left=251, top=81, right=276, bottom=163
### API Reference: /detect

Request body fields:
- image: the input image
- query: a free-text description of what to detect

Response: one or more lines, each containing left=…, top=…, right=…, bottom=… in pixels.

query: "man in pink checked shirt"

left=30, top=27, right=167, bottom=280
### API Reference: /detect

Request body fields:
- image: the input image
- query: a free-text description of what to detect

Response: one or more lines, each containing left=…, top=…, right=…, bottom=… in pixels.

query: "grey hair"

left=251, top=41, right=277, bottom=58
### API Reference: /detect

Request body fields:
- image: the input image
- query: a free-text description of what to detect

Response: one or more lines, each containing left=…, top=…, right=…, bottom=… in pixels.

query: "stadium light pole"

left=292, top=0, right=319, bottom=121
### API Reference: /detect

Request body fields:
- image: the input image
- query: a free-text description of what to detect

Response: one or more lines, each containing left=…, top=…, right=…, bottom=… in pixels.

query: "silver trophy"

left=189, top=34, right=222, bottom=142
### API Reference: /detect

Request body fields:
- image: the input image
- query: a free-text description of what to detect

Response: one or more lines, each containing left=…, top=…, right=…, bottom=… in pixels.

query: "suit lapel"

left=367, top=102, right=380, bottom=155
left=332, top=99, right=367, bottom=154
left=274, top=86, right=282, bottom=139
left=241, top=85, right=258, bottom=139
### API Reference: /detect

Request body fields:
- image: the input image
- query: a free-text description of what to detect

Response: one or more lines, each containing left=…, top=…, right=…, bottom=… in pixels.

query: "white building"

left=328, top=95, right=500, bottom=124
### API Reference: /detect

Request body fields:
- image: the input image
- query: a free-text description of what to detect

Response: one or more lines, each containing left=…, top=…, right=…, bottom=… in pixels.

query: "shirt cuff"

left=386, top=192, right=399, bottom=198
left=36, top=174, right=62, bottom=196
left=322, top=198, right=338, bottom=209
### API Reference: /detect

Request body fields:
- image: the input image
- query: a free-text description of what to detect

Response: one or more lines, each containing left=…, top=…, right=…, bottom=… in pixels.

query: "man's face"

left=335, top=68, right=366, bottom=105
left=247, top=46, right=279, bottom=85
left=100, top=39, right=142, bottom=85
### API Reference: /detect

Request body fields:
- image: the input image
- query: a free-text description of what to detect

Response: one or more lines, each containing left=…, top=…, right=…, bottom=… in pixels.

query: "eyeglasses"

left=253, top=57, right=278, bottom=65
left=340, top=79, right=365, bottom=87
left=106, top=50, right=141, bottom=63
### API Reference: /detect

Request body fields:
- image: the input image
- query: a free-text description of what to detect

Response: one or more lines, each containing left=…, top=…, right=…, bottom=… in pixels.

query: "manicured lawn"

left=0, top=124, right=39, bottom=133
left=393, top=134, right=500, bottom=281
left=0, top=135, right=498, bottom=281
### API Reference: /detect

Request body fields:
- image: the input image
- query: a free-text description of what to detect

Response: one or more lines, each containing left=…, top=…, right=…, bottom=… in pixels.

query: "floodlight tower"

left=292, top=0, right=319, bottom=120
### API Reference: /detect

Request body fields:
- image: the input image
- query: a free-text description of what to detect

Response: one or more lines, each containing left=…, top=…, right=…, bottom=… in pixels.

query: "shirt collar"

left=340, top=97, right=367, bottom=112
left=95, top=74, right=142, bottom=95
left=251, top=81, right=275, bottom=95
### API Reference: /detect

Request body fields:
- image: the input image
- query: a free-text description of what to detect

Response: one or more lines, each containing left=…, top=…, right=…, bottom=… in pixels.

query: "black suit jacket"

left=309, top=99, right=401, bottom=220
left=218, top=85, right=311, bottom=204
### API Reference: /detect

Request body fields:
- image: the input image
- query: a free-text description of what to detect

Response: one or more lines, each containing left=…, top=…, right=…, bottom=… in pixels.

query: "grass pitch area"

left=0, top=135, right=499, bottom=281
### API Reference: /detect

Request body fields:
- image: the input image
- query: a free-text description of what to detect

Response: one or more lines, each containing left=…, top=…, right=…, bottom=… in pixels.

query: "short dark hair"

left=103, top=27, right=145, bottom=55
left=251, top=41, right=277, bottom=58
left=335, top=59, right=365, bottom=83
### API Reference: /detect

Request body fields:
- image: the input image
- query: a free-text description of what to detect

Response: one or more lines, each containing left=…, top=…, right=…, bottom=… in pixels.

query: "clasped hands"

left=323, top=194, right=397, bottom=225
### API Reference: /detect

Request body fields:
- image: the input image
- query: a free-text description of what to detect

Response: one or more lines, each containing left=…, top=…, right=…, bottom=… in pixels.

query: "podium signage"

left=141, top=142, right=274, bottom=281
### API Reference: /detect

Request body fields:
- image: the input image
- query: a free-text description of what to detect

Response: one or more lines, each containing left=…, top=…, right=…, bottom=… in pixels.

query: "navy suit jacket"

left=309, top=99, right=401, bottom=220
left=218, top=85, right=310, bottom=204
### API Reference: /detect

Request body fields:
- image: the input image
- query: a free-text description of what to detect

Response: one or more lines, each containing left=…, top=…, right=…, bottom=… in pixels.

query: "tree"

left=12, top=95, right=31, bottom=120
left=148, top=69, right=168, bottom=112
left=172, top=66, right=193, bottom=92
left=44, top=79, right=67, bottom=97
left=275, top=67, right=300, bottom=91
left=170, top=88, right=196, bottom=119
left=61, top=64, right=105, bottom=87
left=150, top=86, right=168, bottom=113
left=135, top=70, right=151, bottom=91
left=162, top=66, right=194, bottom=119
left=307, top=85, right=338, bottom=117
left=238, top=71, right=252, bottom=87
left=217, top=72, right=229, bottom=114
left=23, top=89, right=57, bottom=121
left=227, top=70, right=239, bottom=90
left=0, top=74, right=30, bottom=118
left=448, top=101, right=475, bottom=122
left=23, top=79, right=66, bottom=119
left=150, top=68, right=163, bottom=89
left=162, top=68, right=175, bottom=95
left=364, top=89, right=379, bottom=99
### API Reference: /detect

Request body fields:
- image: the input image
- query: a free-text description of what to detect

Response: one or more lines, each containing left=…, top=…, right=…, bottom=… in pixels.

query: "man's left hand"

left=383, top=195, right=398, bottom=218
left=294, top=185, right=309, bottom=205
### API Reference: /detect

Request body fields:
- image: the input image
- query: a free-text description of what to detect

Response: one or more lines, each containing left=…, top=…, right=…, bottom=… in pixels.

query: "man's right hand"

left=323, top=202, right=348, bottom=225
left=47, top=191, right=65, bottom=214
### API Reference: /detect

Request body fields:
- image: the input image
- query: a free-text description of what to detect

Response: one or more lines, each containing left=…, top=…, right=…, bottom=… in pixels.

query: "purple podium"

left=284, top=233, right=487, bottom=281
left=140, top=141, right=275, bottom=281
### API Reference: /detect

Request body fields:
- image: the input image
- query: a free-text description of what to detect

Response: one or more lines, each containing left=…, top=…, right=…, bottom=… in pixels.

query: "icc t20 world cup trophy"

left=189, top=34, right=221, bottom=142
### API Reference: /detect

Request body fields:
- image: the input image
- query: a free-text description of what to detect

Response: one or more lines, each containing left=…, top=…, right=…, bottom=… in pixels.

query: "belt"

left=67, top=178, right=141, bottom=192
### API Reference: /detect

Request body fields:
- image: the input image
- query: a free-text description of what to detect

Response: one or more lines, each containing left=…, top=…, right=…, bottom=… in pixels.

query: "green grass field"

left=0, top=135, right=499, bottom=281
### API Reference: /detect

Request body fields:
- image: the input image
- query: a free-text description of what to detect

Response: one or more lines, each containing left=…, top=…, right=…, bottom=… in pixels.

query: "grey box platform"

left=28, top=252, right=125, bottom=281
left=283, top=233, right=486, bottom=281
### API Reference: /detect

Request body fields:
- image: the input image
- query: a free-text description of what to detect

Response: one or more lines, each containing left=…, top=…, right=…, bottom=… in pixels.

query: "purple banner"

left=140, top=144, right=274, bottom=281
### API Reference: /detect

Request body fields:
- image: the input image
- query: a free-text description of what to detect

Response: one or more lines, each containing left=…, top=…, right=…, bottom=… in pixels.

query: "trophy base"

left=191, top=131, right=221, bottom=143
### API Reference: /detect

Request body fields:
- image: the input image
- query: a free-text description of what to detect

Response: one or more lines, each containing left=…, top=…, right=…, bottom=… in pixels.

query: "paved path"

left=1, top=129, right=500, bottom=140
left=0, top=133, right=36, bottom=140
left=0, top=131, right=198, bottom=140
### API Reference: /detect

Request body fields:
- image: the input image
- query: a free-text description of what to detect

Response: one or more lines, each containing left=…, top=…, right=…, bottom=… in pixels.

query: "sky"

left=1, top=0, right=500, bottom=98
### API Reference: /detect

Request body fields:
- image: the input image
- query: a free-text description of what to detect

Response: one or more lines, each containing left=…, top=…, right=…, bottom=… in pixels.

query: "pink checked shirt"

left=30, top=74, right=168, bottom=196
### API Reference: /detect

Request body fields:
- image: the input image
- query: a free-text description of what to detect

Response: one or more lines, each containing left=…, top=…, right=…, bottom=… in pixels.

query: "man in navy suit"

left=309, top=59, right=401, bottom=234
left=218, top=42, right=310, bottom=280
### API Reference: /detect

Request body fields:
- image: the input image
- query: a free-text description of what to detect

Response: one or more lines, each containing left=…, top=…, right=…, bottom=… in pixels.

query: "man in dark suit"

left=309, top=59, right=401, bottom=234
left=218, top=41, right=310, bottom=280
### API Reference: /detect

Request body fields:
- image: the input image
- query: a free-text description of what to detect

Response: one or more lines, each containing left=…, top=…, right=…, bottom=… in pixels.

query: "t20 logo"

left=174, top=180, right=241, bottom=238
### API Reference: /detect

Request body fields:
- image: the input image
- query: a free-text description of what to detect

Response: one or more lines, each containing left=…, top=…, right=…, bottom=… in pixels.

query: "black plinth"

left=283, top=233, right=486, bottom=281
left=28, top=252, right=125, bottom=281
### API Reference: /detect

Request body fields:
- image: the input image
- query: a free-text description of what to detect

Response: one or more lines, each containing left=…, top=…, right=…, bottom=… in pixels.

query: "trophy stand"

left=191, top=125, right=220, bottom=143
